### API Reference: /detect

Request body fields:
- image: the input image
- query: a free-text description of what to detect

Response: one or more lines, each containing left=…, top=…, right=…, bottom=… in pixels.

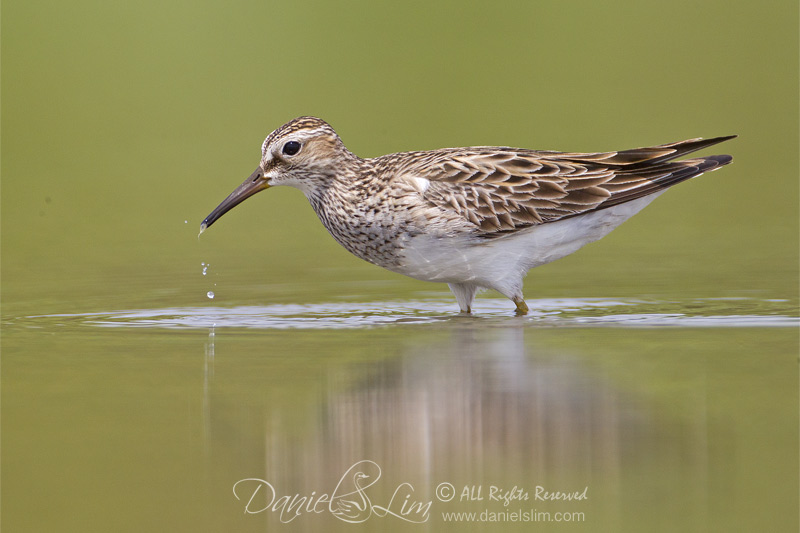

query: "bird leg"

left=513, top=297, right=529, bottom=316
left=449, top=283, right=478, bottom=314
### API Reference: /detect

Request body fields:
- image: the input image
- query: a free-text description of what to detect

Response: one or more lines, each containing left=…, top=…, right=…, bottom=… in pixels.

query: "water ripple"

left=12, top=298, right=799, bottom=330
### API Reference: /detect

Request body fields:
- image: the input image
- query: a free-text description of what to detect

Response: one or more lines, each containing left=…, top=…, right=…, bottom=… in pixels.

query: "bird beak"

left=200, top=167, right=269, bottom=233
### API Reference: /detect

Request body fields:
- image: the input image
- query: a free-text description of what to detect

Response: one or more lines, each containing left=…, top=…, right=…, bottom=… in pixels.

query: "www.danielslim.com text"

left=442, top=508, right=585, bottom=523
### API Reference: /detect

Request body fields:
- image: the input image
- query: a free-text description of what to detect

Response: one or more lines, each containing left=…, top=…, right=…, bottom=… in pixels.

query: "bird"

left=200, top=117, right=735, bottom=315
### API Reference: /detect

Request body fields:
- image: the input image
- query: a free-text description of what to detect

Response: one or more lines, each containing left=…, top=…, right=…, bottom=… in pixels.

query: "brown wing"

left=409, top=136, right=735, bottom=236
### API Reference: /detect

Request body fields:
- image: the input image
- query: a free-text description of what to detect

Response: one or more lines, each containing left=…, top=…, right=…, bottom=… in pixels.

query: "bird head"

left=200, top=116, right=352, bottom=232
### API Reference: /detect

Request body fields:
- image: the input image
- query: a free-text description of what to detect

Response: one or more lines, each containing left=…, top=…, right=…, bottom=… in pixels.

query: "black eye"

left=282, top=141, right=301, bottom=156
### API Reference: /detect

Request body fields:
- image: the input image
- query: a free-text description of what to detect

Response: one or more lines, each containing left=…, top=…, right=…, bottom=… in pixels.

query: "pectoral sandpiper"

left=201, top=117, right=734, bottom=315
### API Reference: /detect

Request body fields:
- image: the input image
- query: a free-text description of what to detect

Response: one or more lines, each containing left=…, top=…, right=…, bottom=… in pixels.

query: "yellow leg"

left=513, top=298, right=529, bottom=316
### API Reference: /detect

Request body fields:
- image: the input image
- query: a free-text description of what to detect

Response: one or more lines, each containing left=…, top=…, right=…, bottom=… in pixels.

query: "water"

left=3, top=295, right=797, bottom=531
left=12, top=297, right=799, bottom=330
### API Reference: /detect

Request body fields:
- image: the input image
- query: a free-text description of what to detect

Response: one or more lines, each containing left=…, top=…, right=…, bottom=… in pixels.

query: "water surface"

left=3, top=295, right=797, bottom=532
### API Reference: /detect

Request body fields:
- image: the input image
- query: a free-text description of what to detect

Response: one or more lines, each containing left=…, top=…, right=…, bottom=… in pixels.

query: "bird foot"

left=513, top=298, right=529, bottom=316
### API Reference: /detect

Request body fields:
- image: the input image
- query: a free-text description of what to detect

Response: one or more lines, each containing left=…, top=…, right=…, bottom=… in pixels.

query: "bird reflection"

left=244, top=325, right=645, bottom=501
left=313, top=327, right=633, bottom=484
left=205, top=323, right=710, bottom=528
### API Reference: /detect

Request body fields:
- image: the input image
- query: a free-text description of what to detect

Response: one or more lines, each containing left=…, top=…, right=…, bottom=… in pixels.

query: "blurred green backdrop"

left=2, top=0, right=797, bottom=315
left=3, top=2, right=798, bottom=532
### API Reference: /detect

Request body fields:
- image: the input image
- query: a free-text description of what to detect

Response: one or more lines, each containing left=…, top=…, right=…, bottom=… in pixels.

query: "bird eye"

left=282, top=141, right=301, bottom=156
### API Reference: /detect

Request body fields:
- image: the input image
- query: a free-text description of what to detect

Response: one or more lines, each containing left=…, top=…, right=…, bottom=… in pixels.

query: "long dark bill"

left=200, top=167, right=268, bottom=233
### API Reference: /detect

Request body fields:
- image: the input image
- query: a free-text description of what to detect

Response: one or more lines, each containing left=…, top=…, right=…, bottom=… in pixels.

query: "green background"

left=2, top=0, right=798, bottom=531
left=2, top=0, right=797, bottom=313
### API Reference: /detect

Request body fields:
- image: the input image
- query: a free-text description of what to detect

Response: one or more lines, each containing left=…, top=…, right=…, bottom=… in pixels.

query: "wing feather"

left=388, top=136, right=735, bottom=237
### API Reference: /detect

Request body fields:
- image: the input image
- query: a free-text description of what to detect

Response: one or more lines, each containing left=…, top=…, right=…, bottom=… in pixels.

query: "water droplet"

left=202, top=263, right=209, bottom=276
left=184, top=220, right=188, bottom=224
left=207, top=291, right=215, bottom=299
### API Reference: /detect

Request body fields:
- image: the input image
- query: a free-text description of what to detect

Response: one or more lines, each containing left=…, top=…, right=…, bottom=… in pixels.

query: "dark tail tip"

left=707, top=154, right=734, bottom=166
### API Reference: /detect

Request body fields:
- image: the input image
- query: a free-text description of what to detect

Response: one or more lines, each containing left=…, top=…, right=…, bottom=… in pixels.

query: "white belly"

left=392, top=194, right=663, bottom=296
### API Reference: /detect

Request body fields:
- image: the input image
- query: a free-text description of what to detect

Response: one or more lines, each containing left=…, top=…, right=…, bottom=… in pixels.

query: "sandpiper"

left=201, top=117, right=734, bottom=315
